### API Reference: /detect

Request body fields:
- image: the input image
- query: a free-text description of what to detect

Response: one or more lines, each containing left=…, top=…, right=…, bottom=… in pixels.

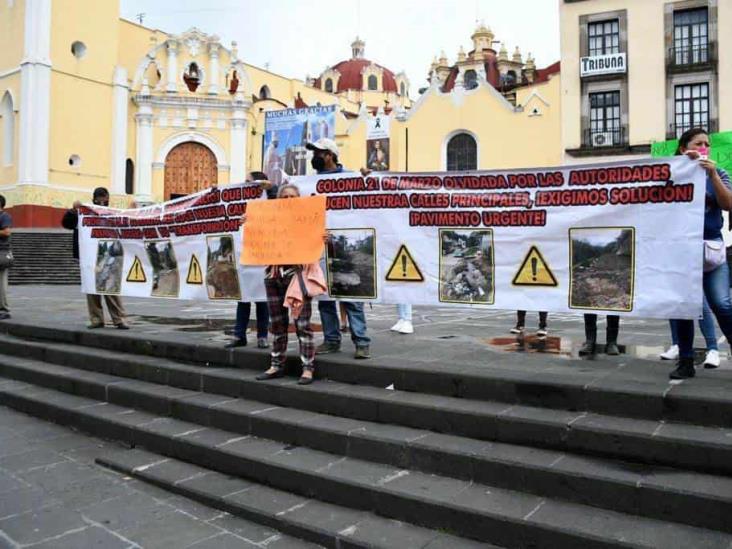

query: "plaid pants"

left=265, top=275, right=314, bottom=370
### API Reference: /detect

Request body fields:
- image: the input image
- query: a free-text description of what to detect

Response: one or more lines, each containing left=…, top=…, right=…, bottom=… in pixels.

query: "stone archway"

left=164, top=142, right=218, bottom=200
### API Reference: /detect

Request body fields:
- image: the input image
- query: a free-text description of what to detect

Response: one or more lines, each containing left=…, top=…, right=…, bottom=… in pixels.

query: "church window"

left=446, top=133, right=477, bottom=171
left=125, top=159, right=134, bottom=195
left=0, top=92, right=13, bottom=166
left=183, top=62, right=201, bottom=92
left=367, top=75, right=378, bottom=90
left=71, top=41, right=87, bottom=59
left=259, top=85, right=272, bottom=99
left=325, top=78, right=333, bottom=93
left=68, top=155, right=81, bottom=169
left=504, top=70, right=517, bottom=87
left=464, top=70, right=478, bottom=90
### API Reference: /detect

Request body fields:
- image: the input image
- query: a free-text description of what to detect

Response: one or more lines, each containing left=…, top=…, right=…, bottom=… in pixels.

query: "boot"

left=605, top=316, right=620, bottom=355
left=579, top=340, right=596, bottom=355
left=669, top=357, right=695, bottom=380
left=605, top=342, right=620, bottom=355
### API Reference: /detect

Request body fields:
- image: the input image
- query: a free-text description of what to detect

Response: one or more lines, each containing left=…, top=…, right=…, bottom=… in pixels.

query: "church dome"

left=315, top=37, right=399, bottom=94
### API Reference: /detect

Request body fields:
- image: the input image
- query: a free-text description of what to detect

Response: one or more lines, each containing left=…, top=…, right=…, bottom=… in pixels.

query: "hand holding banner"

left=241, top=195, right=326, bottom=265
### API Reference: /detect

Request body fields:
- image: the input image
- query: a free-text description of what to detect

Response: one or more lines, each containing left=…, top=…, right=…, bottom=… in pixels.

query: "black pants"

left=517, top=310, right=547, bottom=328
left=584, top=314, right=619, bottom=343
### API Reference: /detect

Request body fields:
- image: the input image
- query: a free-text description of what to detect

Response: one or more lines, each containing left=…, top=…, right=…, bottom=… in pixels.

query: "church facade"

left=0, top=0, right=562, bottom=228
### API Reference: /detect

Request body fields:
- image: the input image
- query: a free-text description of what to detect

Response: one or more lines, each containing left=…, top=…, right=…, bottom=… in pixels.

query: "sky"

left=119, top=0, right=560, bottom=93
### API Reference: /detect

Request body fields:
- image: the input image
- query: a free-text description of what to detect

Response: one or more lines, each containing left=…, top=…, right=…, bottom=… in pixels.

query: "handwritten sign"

left=241, top=195, right=326, bottom=265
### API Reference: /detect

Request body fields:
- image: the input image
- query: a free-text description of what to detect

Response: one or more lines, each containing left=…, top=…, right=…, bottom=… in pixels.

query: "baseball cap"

left=306, top=138, right=339, bottom=157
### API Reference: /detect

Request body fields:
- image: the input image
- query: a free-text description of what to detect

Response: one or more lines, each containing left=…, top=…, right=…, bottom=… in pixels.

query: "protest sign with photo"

left=77, top=156, right=706, bottom=319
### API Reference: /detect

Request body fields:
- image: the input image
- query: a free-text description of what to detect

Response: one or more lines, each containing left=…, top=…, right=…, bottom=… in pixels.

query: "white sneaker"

left=704, top=349, right=720, bottom=369
left=398, top=320, right=414, bottom=334
left=660, top=344, right=679, bottom=360
left=510, top=326, right=525, bottom=335
left=390, top=319, right=404, bottom=332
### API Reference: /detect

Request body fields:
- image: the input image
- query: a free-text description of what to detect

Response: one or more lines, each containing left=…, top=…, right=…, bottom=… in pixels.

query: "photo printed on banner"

left=206, top=235, right=241, bottom=300
left=326, top=229, right=377, bottom=299
left=366, top=138, right=390, bottom=171
left=439, top=229, right=494, bottom=304
left=145, top=240, right=180, bottom=298
left=95, top=240, right=124, bottom=294
left=569, top=227, right=635, bottom=311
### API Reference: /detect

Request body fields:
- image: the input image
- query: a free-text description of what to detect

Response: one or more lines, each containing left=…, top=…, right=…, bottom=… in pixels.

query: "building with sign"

left=560, top=0, right=731, bottom=163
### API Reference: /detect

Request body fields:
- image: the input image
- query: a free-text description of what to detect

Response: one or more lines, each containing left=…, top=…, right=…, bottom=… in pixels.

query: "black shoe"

left=0, top=312, right=10, bottom=320
left=256, top=368, right=284, bottom=381
left=579, top=340, right=596, bottom=356
left=225, top=338, right=247, bottom=349
left=115, top=323, right=130, bottom=330
left=669, top=358, right=695, bottom=380
left=605, top=342, right=620, bottom=356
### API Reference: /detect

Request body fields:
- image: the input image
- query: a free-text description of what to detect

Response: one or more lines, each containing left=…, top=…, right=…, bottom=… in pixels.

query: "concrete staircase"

left=8, top=231, right=80, bottom=285
left=0, top=321, right=731, bottom=548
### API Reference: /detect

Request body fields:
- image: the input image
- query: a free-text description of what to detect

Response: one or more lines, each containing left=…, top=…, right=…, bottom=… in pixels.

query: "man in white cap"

left=306, top=138, right=371, bottom=359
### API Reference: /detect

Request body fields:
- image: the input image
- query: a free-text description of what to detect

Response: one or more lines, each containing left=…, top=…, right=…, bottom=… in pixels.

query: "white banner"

left=78, top=156, right=706, bottom=319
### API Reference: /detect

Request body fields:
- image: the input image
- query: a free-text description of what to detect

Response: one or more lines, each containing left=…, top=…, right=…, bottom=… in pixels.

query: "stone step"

left=0, top=321, right=730, bottom=429
left=0, top=382, right=728, bottom=549
left=0, top=343, right=731, bottom=534
left=96, top=448, right=488, bottom=549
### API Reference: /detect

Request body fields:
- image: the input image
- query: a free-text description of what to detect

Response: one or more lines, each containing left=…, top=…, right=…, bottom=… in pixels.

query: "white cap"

left=306, top=137, right=339, bottom=157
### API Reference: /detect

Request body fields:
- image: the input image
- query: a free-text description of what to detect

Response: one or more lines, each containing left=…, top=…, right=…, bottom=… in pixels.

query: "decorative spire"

left=525, top=53, right=535, bottom=70
left=438, top=50, right=448, bottom=67
left=498, top=42, right=508, bottom=61
left=512, top=46, right=523, bottom=64
left=230, top=40, right=238, bottom=62
left=457, top=45, right=466, bottom=63
left=351, top=36, right=365, bottom=59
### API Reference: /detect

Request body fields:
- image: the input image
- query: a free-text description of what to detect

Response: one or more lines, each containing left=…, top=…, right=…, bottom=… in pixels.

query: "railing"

left=582, top=126, right=627, bottom=149
left=668, top=44, right=714, bottom=68
left=666, top=120, right=717, bottom=140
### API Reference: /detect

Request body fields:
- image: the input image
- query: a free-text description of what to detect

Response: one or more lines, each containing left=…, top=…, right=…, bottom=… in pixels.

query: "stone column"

left=208, top=43, right=220, bottom=95
left=165, top=40, right=178, bottom=93
left=110, top=66, right=129, bottom=195
left=18, top=0, right=51, bottom=186
left=229, top=94, right=247, bottom=182
left=135, top=102, right=154, bottom=203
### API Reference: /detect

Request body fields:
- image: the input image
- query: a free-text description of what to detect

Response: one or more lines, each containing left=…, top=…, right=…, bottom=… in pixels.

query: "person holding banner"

left=62, top=187, right=129, bottom=330
left=252, top=183, right=323, bottom=385
left=579, top=314, right=619, bottom=356
left=0, top=195, right=11, bottom=320
left=661, top=297, right=720, bottom=368
left=669, top=128, right=732, bottom=379
left=510, top=310, right=548, bottom=337
left=306, top=138, right=371, bottom=359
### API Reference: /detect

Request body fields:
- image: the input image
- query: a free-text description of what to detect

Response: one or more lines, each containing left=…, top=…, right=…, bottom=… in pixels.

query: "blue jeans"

left=234, top=301, right=269, bottom=339
left=676, top=261, right=732, bottom=358
left=397, top=303, right=412, bottom=321
left=669, top=295, right=718, bottom=351
left=319, top=300, right=370, bottom=347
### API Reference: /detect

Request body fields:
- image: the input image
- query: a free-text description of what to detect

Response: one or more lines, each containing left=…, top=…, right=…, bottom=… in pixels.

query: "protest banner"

left=262, top=106, right=337, bottom=187
left=366, top=113, right=390, bottom=171
left=241, top=195, right=326, bottom=265
left=77, top=156, right=706, bottom=318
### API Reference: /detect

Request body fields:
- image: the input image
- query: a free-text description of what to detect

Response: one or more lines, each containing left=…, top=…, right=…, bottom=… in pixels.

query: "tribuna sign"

left=580, top=53, right=627, bottom=77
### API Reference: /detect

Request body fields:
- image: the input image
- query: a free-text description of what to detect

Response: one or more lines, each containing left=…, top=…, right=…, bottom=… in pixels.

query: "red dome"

left=319, top=58, right=398, bottom=93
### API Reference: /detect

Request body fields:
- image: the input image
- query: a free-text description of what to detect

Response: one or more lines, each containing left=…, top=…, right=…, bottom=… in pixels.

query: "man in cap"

left=62, top=187, right=129, bottom=329
left=306, top=138, right=371, bottom=359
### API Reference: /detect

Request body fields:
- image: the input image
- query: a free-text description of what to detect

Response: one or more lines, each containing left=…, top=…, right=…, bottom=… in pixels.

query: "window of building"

left=463, top=70, right=478, bottom=90
left=399, top=82, right=406, bottom=96
left=183, top=62, right=201, bottom=92
left=259, top=85, right=271, bottom=99
left=125, top=159, right=134, bottom=195
left=367, top=75, right=378, bottom=91
left=588, top=19, right=619, bottom=56
left=503, top=70, right=517, bottom=87
left=673, top=8, right=708, bottom=65
left=0, top=92, right=13, bottom=166
left=71, top=41, right=87, bottom=59
left=68, top=154, right=81, bottom=168
left=589, top=91, right=621, bottom=145
left=674, top=83, right=709, bottom=136
left=324, top=78, right=333, bottom=93
left=446, top=133, right=477, bottom=171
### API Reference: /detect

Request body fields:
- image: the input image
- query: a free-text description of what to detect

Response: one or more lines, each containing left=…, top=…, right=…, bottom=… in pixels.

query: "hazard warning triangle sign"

left=385, top=245, right=424, bottom=282
left=186, top=254, right=203, bottom=285
left=512, top=246, right=558, bottom=287
left=126, top=256, right=147, bottom=283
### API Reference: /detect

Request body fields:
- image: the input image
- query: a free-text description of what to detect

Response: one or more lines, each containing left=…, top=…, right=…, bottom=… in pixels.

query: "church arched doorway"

left=163, top=142, right=218, bottom=200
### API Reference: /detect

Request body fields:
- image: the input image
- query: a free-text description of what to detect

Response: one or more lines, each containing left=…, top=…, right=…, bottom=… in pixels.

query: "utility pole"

left=136, top=13, right=145, bottom=25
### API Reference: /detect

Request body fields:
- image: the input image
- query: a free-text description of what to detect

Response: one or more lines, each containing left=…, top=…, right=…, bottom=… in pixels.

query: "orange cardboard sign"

left=241, top=195, right=326, bottom=265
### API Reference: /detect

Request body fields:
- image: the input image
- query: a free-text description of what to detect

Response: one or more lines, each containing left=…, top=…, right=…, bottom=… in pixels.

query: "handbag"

left=0, top=250, right=13, bottom=270
left=703, top=239, right=726, bottom=272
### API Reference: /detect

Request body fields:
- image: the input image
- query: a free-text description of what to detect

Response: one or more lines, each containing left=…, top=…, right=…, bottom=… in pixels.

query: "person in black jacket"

left=62, top=187, right=129, bottom=329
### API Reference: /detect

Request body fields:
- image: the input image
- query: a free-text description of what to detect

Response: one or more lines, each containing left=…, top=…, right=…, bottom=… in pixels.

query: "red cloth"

left=284, top=263, right=328, bottom=319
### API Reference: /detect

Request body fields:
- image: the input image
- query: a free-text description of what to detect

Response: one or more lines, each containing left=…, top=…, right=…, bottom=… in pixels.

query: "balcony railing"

left=667, top=120, right=717, bottom=140
left=667, top=44, right=715, bottom=69
left=582, top=127, right=627, bottom=149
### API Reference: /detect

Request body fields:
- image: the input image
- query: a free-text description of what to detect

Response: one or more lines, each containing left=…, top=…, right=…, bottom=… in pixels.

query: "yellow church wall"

left=0, top=1, right=24, bottom=71
left=117, top=19, right=168, bottom=79
left=48, top=71, right=113, bottom=189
